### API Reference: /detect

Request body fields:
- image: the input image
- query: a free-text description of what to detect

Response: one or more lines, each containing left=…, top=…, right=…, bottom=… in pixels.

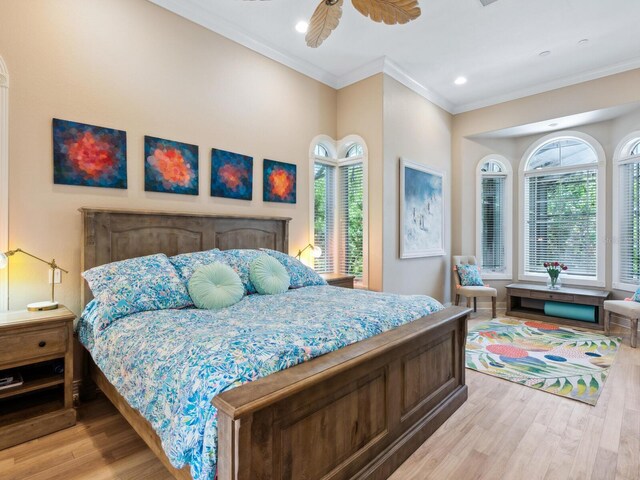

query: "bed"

left=78, top=208, right=470, bottom=480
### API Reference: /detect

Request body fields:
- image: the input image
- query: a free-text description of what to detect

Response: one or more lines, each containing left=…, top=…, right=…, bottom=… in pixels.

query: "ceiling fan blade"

left=306, top=0, right=344, bottom=48
left=351, top=0, right=421, bottom=25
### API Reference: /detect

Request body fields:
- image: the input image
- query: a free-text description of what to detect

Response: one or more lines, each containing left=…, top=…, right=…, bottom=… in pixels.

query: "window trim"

left=613, top=131, right=640, bottom=292
left=518, top=131, right=606, bottom=288
left=308, top=134, right=369, bottom=288
left=475, top=155, right=513, bottom=280
left=0, top=56, right=8, bottom=311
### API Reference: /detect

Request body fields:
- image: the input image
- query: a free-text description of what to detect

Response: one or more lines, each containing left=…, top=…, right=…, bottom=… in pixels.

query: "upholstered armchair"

left=604, top=300, right=638, bottom=348
left=453, top=255, right=497, bottom=318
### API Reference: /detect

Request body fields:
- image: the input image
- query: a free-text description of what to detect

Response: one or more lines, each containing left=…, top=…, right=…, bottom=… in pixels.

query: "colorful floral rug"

left=466, top=319, right=621, bottom=405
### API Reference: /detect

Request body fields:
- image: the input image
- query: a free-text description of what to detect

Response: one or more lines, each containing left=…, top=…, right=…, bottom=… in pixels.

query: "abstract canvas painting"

left=53, top=118, right=127, bottom=189
left=145, top=136, right=199, bottom=195
left=211, top=148, right=253, bottom=200
left=400, top=158, right=445, bottom=258
left=263, top=159, right=296, bottom=204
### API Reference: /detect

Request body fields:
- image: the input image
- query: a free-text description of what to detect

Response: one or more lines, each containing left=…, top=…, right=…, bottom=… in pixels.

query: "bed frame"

left=80, top=208, right=470, bottom=480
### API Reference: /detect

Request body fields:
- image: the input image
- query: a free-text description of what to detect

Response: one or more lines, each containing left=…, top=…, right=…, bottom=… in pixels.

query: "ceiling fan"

left=245, top=0, right=421, bottom=48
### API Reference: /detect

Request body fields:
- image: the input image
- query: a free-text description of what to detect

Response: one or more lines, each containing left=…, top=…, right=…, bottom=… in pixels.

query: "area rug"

left=466, top=318, right=621, bottom=405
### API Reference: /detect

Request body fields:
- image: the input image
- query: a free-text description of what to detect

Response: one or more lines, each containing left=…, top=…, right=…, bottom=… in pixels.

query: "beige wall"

left=382, top=76, right=453, bottom=301
left=452, top=70, right=640, bottom=304
left=0, top=0, right=337, bottom=314
left=336, top=75, right=384, bottom=291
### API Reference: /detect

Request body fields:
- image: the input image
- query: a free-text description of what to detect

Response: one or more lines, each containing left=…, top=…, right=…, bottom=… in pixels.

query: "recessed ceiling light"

left=454, top=76, right=467, bottom=86
left=578, top=39, right=589, bottom=46
left=295, top=21, right=308, bottom=34
left=539, top=50, right=551, bottom=57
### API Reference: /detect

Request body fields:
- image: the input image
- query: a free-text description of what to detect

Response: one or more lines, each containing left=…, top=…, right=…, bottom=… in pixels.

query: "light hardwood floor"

left=1, top=313, right=638, bottom=480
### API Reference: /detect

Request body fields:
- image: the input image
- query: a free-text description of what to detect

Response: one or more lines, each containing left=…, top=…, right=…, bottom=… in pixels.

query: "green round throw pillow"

left=188, top=263, right=244, bottom=310
left=250, top=255, right=290, bottom=295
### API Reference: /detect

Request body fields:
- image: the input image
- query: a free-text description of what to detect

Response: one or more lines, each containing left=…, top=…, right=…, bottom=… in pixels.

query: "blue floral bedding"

left=78, top=286, right=443, bottom=480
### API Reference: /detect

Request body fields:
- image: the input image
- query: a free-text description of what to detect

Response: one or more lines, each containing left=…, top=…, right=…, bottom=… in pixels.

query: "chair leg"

left=491, top=297, right=497, bottom=319
left=604, top=310, right=611, bottom=336
left=632, top=319, right=638, bottom=348
left=473, top=297, right=477, bottom=313
left=466, top=297, right=471, bottom=309
left=455, top=294, right=460, bottom=306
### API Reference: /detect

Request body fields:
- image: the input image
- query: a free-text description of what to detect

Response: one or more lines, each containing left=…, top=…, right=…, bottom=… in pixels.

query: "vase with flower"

left=544, top=262, right=568, bottom=290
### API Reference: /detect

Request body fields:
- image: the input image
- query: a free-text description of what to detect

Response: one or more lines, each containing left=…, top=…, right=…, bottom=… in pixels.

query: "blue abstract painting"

left=53, top=118, right=127, bottom=189
left=211, top=149, right=253, bottom=200
left=144, top=136, right=199, bottom=195
left=400, top=159, right=445, bottom=258
left=263, top=159, right=296, bottom=204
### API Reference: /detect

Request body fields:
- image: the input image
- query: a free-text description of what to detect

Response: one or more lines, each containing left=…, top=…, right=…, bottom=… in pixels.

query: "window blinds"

left=313, top=162, right=335, bottom=273
left=524, top=169, right=598, bottom=277
left=338, top=162, right=364, bottom=279
left=619, top=159, right=640, bottom=285
left=481, top=176, right=506, bottom=273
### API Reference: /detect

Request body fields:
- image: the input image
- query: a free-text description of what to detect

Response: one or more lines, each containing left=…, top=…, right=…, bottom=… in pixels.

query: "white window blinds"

left=481, top=176, right=506, bottom=273
left=338, top=162, right=364, bottom=279
left=313, top=162, right=335, bottom=273
left=524, top=169, right=598, bottom=277
left=619, top=158, right=640, bottom=285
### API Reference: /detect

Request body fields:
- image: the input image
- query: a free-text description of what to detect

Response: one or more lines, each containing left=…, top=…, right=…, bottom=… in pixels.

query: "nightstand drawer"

left=0, top=327, right=67, bottom=365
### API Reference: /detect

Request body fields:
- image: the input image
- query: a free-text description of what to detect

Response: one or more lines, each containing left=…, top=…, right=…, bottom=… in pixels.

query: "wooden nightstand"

left=0, top=306, right=76, bottom=449
left=321, top=273, right=356, bottom=289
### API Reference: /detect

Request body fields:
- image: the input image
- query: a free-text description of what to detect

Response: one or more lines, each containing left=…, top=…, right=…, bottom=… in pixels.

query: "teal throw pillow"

left=632, top=286, right=640, bottom=302
left=457, top=264, right=484, bottom=287
left=188, top=263, right=244, bottom=310
left=250, top=255, right=291, bottom=295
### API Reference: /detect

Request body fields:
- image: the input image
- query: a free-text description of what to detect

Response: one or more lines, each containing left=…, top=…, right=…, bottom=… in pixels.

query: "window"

left=476, top=156, right=512, bottom=279
left=613, top=132, right=640, bottom=290
left=0, top=56, right=8, bottom=311
left=520, top=133, right=605, bottom=286
left=310, top=136, right=368, bottom=286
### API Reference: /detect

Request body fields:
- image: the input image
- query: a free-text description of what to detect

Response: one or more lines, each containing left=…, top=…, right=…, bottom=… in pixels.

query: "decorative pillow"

left=260, top=248, right=327, bottom=288
left=218, top=249, right=264, bottom=294
left=632, top=287, right=640, bottom=302
left=457, top=264, right=484, bottom=287
left=250, top=255, right=291, bottom=295
left=188, top=263, right=245, bottom=310
left=82, top=254, right=192, bottom=331
left=169, top=249, right=223, bottom=284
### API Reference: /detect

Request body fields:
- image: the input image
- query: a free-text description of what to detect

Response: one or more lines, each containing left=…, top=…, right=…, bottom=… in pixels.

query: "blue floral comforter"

left=78, top=286, right=443, bottom=480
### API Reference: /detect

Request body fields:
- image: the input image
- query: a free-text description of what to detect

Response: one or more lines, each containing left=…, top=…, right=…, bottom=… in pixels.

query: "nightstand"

left=321, top=273, right=356, bottom=289
left=0, top=306, right=76, bottom=449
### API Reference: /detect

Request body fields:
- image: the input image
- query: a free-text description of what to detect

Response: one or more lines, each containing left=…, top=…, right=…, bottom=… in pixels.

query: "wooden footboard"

left=87, top=305, right=469, bottom=480
left=213, top=305, right=470, bottom=480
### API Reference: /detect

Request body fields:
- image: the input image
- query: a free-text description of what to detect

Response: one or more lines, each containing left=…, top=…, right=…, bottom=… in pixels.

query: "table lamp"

left=0, top=248, right=68, bottom=311
left=296, top=243, right=322, bottom=260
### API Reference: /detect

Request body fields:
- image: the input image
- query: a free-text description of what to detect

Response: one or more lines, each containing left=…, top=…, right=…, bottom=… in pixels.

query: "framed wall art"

left=400, top=158, right=445, bottom=258
left=144, top=135, right=198, bottom=195
left=53, top=118, right=127, bottom=189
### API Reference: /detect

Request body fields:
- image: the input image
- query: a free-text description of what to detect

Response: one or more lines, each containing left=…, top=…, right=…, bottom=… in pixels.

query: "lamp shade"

left=0, top=252, right=7, bottom=269
left=312, top=246, right=322, bottom=258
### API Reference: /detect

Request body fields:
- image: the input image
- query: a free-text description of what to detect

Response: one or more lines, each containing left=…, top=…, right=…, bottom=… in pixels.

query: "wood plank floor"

left=1, top=313, right=638, bottom=480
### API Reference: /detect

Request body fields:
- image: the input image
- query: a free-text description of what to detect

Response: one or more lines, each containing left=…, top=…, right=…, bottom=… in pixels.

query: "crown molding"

left=381, top=58, right=454, bottom=113
left=147, top=0, right=640, bottom=116
left=452, top=56, right=640, bottom=114
left=147, top=0, right=339, bottom=87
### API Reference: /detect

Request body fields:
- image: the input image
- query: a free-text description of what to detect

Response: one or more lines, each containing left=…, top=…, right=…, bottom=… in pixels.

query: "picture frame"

left=399, top=158, right=446, bottom=259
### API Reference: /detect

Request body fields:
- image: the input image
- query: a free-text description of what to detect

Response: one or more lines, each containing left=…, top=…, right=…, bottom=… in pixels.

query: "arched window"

left=309, top=135, right=368, bottom=287
left=613, top=132, right=640, bottom=290
left=0, top=56, right=8, bottom=311
left=520, top=132, right=605, bottom=286
left=476, top=156, right=512, bottom=279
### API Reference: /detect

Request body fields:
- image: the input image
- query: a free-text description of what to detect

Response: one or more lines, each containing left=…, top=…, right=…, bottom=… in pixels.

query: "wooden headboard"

left=80, top=208, right=290, bottom=305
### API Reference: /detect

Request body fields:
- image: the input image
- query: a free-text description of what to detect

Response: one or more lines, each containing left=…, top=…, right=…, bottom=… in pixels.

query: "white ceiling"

left=148, top=0, right=640, bottom=114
